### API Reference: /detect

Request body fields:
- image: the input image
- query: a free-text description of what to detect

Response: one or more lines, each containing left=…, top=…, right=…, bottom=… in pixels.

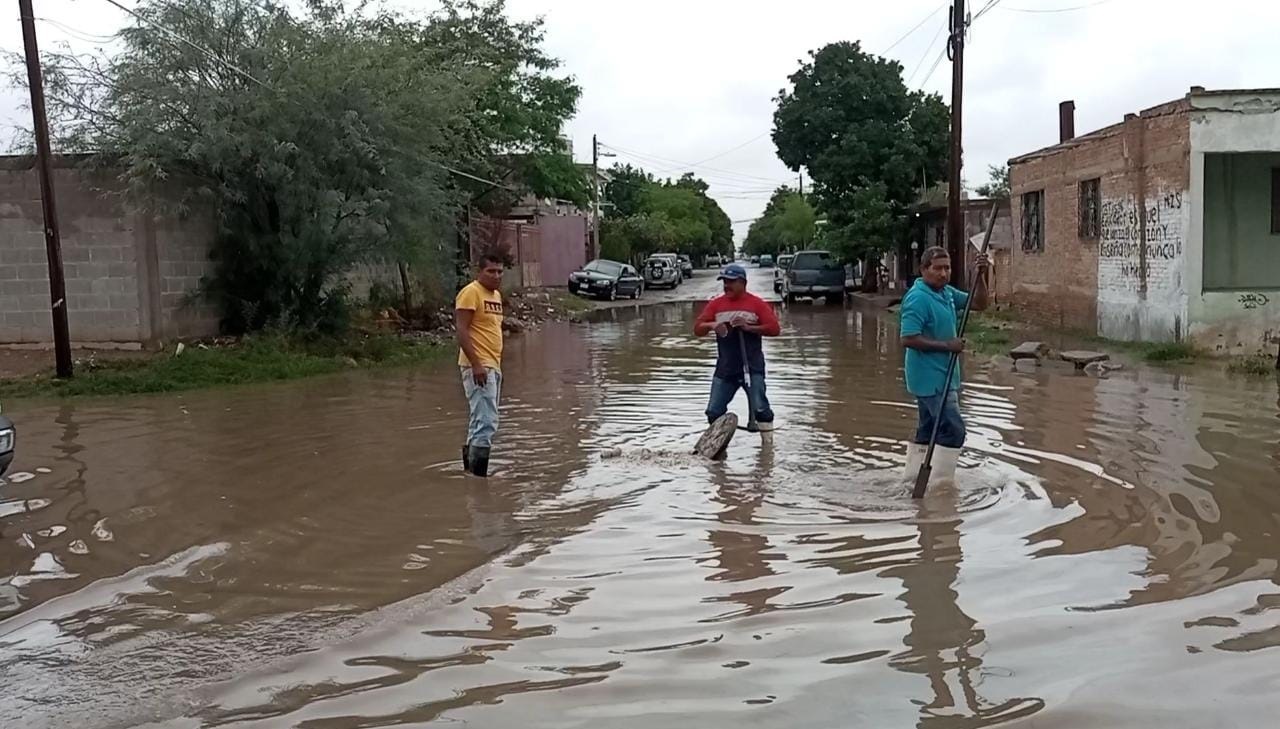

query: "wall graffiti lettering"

left=1238, top=292, right=1271, bottom=310
left=1099, top=192, right=1184, bottom=252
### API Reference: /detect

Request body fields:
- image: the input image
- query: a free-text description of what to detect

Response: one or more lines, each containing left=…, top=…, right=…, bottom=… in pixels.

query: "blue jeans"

left=915, top=390, right=965, bottom=448
left=462, top=367, right=502, bottom=447
left=706, top=374, right=774, bottom=424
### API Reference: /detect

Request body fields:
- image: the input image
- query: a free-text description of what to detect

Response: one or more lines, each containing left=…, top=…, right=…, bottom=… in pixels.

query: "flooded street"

left=3, top=288, right=1280, bottom=728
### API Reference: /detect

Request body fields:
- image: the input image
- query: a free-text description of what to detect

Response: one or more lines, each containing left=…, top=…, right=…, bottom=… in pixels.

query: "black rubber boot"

left=469, top=446, right=491, bottom=477
left=462, top=445, right=472, bottom=473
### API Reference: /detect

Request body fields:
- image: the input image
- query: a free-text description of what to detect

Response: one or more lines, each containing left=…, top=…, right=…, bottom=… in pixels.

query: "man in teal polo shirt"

left=900, top=246, right=989, bottom=460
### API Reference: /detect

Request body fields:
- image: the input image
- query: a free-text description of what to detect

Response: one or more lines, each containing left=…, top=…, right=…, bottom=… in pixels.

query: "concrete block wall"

left=0, top=157, right=219, bottom=346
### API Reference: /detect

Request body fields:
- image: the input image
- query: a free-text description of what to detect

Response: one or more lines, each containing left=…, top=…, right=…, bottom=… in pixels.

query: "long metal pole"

left=946, top=0, right=966, bottom=289
left=19, top=0, right=73, bottom=379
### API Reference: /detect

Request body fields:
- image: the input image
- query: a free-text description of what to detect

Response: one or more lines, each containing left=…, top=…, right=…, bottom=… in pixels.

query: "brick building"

left=1007, top=87, right=1280, bottom=355
left=898, top=197, right=1013, bottom=302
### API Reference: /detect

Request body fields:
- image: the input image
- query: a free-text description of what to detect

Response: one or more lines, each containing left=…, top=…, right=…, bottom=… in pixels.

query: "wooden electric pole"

left=946, top=0, right=967, bottom=289
left=19, top=0, right=72, bottom=378
left=591, top=134, right=600, bottom=261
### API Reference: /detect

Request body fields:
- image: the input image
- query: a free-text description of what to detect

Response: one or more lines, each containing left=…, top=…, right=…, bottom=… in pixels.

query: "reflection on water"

left=2, top=303, right=1279, bottom=728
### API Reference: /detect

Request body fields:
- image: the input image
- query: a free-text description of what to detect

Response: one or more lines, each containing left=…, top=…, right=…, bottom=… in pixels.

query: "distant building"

left=896, top=195, right=1013, bottom=302
left=1008, top=87, right=1280, bottom=355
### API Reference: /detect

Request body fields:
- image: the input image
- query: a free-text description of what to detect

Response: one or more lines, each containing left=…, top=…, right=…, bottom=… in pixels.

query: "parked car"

left=750, top=255, right=760, bottom=265
left=782, top=249, right=847, bottom=305
left=0, top=415, right=13, bottom=476
left=677, top=254, right=695, bottom=278
left=773, top=253, right=794, bottom=293
left=568, top=259, right=643, bottom=300
left=759, top=254, right=774, bottom=268
left=643, top=255, right=682, bottom=289
left=705, top=253, right=724, bottom=268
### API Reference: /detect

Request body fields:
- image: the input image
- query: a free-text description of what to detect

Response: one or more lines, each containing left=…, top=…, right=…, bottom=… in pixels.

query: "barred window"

left=1021, top=190, right=1044, bottom=252
left=1079, top=178, right=1101, bottom=239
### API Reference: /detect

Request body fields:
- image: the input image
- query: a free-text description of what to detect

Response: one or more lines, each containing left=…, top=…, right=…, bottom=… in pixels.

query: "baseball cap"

left=717, top=263, right=748, bottom=281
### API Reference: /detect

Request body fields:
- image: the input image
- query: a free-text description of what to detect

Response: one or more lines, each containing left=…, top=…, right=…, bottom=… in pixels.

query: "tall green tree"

left=643, top=184, right=712, bottom=256
left=675, top=174, right=733, bottom=257
left=743, top=187, right=815, bottom=256
left=772, top=41, right=948, bottom=263
left=27, top=0, right=579, bottom=333
left=604, top=163, right=655, bottom=219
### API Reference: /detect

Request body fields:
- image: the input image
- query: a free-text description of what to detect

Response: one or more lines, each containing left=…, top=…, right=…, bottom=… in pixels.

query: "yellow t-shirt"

left=455, top=281, right=504, bottom=370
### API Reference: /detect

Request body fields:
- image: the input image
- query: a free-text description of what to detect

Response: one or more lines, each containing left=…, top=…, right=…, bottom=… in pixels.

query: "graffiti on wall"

left=1098, top=191, right=1184, bottom=293
left=1238, top=292, right=1271, bottom=310
left=1096, top=189, right=1187, bottom=341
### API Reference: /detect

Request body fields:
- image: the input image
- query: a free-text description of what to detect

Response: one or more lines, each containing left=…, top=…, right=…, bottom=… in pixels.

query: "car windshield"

left=645, top=258, right=669, bottom=267
left=585, top=260, right=623, bottom=276
left=778, top=255, right=794, bottom=266
left=791, top=252, right=836, bottom=269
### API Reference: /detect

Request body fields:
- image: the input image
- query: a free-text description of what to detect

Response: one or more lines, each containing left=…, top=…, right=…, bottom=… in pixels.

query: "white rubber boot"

left=929, top=446, right=961, bottom=485
left=903, top=444, right=961, bottom=486
left=903, top=443, right=928, bottom=481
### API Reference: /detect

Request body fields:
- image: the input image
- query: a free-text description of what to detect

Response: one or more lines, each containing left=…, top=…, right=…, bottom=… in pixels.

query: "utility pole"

left=590, top=134, right=600, bottom=261
left=19, top=0, right=72, bottom=379
left=798, top=172, right=804, bottom=197
left=946, top=0, right=967, bottom=288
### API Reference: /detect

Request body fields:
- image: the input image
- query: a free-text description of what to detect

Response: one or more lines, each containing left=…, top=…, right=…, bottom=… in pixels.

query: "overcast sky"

left=5, top=0, right=1280, bottom=241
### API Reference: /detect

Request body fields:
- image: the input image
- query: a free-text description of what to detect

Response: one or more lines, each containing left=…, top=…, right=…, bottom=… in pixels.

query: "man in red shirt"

left=693, top=263, right=782, bottom=431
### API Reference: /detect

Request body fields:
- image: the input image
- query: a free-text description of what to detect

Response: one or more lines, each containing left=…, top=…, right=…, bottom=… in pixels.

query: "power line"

left=36, top=17, right=121, bottom=43
left=687, top=131, right=771, bottom=167
left=905, top=18, right=948, bottom=85
left=98, top=0, right=271, bottom=89
left=973, top=0, right=1004, bottom=20
left=599, top=142, right=791, bottom=185
left=881, top=3, right=947, bottom=54
left=918, top=44, right=949, bottom=88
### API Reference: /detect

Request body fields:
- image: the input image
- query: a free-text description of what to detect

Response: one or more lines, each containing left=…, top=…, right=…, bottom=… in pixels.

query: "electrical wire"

left=686, top=131, right=771, bottom=167
left=880, top=3, right=948, bottom=54
left=905, top=18, right=948, bottom=85
left=36, top=17, right=121, bottom=43
left=600, top=142, right=791, bottom=185
left=98, top=0, right=271, bottom=89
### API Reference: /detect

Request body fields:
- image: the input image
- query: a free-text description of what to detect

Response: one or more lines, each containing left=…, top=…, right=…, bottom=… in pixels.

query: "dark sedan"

left=568, top=259, right=643, bottom=301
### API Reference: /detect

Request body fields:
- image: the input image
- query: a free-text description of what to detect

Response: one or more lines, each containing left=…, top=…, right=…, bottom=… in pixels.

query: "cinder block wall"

left=0, top=157, right=219, bottom=345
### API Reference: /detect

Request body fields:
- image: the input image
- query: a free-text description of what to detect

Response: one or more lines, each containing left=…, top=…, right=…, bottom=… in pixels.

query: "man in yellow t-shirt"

left=455, top=252, right=506, bottom=476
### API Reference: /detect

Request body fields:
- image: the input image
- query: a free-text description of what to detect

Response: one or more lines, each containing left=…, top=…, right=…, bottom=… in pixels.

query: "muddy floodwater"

left=3, top=301, right=1280, bottom=728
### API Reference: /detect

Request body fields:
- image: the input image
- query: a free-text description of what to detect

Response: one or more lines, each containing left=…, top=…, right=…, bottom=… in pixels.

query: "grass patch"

left=964, top=316, right=1013, bottom=355
left=1139, top=342, right=1199, bottom=363
left=545, top=289, right=594, bottom=315
left=0, top=332, right=448, bottom=400
left=1226, top=354, right=1278, bottom=377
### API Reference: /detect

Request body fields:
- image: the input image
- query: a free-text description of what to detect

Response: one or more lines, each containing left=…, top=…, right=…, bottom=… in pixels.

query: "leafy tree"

left=642, top=184, right=712, bottom=256
left=24, top=0, right=579, bottom=333
left=772, top=41, right=949, bottom=263
left=604, top=163, right=655, bottom=219
left=676, top=173, right=733, bottom=258
left=975, top=164, right=1010, bottom=198
left=600, top=212, right=674, bottom=263
left=743, top=187, right=814, bottom=256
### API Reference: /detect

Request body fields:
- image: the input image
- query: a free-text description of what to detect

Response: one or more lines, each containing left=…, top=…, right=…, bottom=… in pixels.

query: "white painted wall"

left=1187, top=92, right=1280, bottom=355
left=1096, top=188, right=1189, bottom=342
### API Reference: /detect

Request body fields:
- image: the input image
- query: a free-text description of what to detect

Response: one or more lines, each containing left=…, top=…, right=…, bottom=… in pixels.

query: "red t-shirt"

left=695, top=292, right=780, bottom=379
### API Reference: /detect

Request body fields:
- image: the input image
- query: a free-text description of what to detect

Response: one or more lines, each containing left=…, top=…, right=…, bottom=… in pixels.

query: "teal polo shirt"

left=900, top=277, right=969, bottom=397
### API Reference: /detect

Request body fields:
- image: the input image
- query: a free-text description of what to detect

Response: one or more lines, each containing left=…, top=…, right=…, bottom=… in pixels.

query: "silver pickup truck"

left=782, top=250, right=846, bottom=305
